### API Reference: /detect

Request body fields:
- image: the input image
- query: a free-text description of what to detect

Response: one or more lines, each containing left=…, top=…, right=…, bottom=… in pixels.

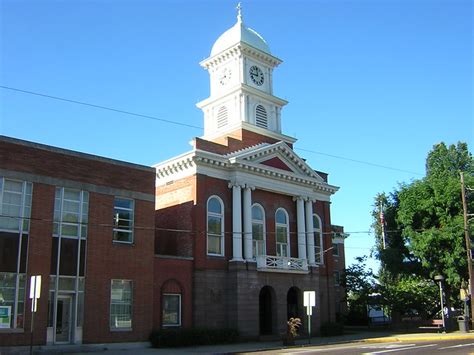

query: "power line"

left=296, top=147, right=423, bottom=176
left=2, top=85, right=424, bottom=176
left=0, top=85, right=203, bottom=130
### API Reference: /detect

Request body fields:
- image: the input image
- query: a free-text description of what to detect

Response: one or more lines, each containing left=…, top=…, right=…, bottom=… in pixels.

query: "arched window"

left=207, top=196, right=224, bottom=256
left=252, top=204, right=266, bottom=258
left=217, top=106, right=228, bottom=129
left=255, top=104, right=268, bottom=128
left=313, top=214, right=323, bottom=264
left=275, top=208, right=289, bottom=257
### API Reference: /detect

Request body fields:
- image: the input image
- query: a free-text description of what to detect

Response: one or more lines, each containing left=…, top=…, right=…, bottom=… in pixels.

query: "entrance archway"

left=287, top=287, right=300, bottom=320
left=259, top=286, right=275, bottom=335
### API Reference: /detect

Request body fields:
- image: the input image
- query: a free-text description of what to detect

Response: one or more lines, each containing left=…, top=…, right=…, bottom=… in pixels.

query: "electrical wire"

left=0, top=85, right=203, bottom=130
left=2, top=85, right=424, bottom=176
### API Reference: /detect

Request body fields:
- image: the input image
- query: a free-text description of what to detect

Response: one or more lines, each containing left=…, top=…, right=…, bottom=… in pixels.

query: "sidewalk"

left=2, top=330, right=474, bottom=355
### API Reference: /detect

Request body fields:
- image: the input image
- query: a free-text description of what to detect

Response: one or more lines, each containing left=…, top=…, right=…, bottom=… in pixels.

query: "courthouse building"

left=153, top=10, right=341, bottom=337
left=0, top=9, right=345, bottom=347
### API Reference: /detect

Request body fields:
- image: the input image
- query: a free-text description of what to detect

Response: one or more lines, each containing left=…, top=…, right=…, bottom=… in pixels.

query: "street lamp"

left=434, top=275, right=446, bottom=332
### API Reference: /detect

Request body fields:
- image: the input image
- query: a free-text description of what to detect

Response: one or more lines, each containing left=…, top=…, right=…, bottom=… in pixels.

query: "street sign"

left=29, top=275, right=41, bottom=312
left=303, top=291, right=316, bottom=344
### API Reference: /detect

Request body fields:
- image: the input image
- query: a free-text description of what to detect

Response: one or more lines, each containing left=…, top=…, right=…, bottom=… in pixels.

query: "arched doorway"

left=287, top=287, right=300, bottom=320
left=259, top=286, right=274, bottom=335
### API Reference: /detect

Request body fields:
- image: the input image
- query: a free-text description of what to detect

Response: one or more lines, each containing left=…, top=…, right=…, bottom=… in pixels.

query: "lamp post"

left=434, top=275, right=446, bottom=332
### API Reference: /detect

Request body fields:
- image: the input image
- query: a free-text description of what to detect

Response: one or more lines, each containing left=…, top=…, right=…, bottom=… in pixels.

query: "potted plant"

left=283, top=317, right=301, bottom=346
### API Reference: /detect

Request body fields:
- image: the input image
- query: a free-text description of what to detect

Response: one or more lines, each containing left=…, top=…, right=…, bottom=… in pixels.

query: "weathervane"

left=237, top=2, right=243, bottom=22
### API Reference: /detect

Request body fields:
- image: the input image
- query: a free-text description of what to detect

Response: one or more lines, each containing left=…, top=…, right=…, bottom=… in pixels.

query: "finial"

left=236, top=2, right=243, bottom=23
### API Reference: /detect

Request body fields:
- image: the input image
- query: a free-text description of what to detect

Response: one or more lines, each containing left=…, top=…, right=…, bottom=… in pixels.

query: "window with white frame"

left=162, top=293, right=181, bottom=326
left=313, top=214, right=323, bottom=264
left=110, top=279, right=132, bottom=329
left=207, top=196, right=224, bottom=256
left=275, top=209, right=289, bottom=257
left=251, top=204, right=265, bottom=258
left=113, top=198, right=134, bottom=243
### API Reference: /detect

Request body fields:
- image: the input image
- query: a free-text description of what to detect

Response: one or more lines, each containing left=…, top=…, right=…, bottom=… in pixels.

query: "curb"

left=363, top=334, right=474, bottom=343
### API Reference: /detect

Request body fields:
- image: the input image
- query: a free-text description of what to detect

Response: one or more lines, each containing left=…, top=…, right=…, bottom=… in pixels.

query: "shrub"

left=149, top=327, right=239, bottom=348
left=320, top=322, right=344, bottom=337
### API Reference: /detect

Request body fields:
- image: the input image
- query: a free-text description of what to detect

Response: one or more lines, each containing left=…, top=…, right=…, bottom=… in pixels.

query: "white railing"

left=256, top=255, right=308, bottom=273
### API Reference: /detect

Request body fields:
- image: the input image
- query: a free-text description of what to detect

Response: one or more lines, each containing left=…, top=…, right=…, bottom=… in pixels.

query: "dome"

left=210, top=17, right=271, bottom=57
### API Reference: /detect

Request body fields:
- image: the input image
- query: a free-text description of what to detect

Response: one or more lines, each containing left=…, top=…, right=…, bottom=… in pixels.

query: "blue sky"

left=1, top=0, right=472, bottom=272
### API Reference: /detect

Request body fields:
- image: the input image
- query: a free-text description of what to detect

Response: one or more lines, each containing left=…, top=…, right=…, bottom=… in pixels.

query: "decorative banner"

left=0, top=306, right=11, bottom=329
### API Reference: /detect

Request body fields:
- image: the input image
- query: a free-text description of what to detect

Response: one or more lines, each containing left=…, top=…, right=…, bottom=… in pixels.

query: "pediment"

left=226, top=141, right=325, bottom=182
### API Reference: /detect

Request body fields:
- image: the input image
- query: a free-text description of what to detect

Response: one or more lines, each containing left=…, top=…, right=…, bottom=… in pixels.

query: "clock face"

left=249, top=65, right=264, bottom=86
left=219, top=68, right=232, bottom=85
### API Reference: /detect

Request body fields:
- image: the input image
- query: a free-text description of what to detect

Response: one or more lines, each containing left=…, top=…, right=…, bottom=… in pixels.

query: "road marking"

left=362, top=343, right=437, bottom=354
left=438, top=342, right=474, bottom=350
left=361, top=344, right=417, bottom=349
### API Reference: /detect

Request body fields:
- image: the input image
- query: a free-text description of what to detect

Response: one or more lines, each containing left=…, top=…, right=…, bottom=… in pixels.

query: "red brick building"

left=0, top=136, right=155, bottom=346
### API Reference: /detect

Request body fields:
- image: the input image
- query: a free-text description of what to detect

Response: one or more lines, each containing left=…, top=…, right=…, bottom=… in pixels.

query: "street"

left=244, top=339, right=474, bottom=355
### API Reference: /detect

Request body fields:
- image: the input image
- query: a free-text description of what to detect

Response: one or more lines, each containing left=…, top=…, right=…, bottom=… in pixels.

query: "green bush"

left=149, top=327, right=239, bottom=348
left=320, top=322, right=344, bottom=337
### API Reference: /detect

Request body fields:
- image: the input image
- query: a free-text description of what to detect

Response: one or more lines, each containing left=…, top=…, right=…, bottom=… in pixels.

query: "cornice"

left=200, top=42, right=282, bottom=69
left=196, top=84, right=288, bottom=109
left=154, top=147, right=339, bottom=195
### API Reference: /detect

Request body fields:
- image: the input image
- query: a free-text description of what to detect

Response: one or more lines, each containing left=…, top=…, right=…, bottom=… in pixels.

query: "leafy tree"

left=343, top=256, right=376, bottom=325
left=372, top=142, right=473, bottom=317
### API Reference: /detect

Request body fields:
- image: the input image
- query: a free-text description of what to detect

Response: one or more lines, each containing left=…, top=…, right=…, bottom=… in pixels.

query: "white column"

left=295, top=196, right=307, bottom=260
left=243, top=186, right=253, bottom=261
left=231, top=184, right=243, bottom=261
left=305, top=199, right=316, bottom=265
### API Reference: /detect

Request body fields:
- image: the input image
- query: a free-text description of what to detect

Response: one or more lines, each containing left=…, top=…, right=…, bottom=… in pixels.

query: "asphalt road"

left=245, top=339, right=474, bottom=354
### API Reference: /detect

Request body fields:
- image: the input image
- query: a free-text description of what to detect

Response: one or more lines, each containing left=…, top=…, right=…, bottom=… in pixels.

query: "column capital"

left=244, top=184, right=255, bottom=191
left=228, top=181, right=244, bottom=189
left=293, top=195, right=305, bottom=202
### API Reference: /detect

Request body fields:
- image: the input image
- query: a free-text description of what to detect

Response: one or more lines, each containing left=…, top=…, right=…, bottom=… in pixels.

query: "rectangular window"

left=113, top=198, right=134, bottom=243
left=332, top=243, right=339, bottom=256
left=110, top=279, right=132, bottom=330
left=0, top=178, right=31, bottom=329
left=53, top=188, right=88, bottom=238
left=276, top=226, right=288, bottom=257
left=207, top=216, right=222, bottom=255
left=252, top=223, right=264, bottom=257
left=334, top=271, right=341, bottom=286
left=162, top=293, right=181, bottom=327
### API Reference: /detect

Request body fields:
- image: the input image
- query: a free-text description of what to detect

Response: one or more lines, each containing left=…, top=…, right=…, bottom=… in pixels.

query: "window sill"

left=0, top=328, right=24, bottom=333
left=110, top=328, right=133, bottom=332
left=112, top=240, right=134, bottom=246
left=207, top=254, right=225, bottom=258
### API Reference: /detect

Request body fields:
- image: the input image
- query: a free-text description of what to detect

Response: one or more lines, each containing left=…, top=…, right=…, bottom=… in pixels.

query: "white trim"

left=313, top=214, right=323, bottom=265
left=251, top=203, right=266, bottom=258
left=275, top=208, right=290, bottom=257
left=206, top=195, right=225, bottom=257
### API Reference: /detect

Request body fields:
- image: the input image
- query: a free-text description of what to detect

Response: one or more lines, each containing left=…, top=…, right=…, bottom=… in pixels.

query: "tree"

left=372, top=142, right=473, bottom=317
left=343, top=256, right=376, bottom=325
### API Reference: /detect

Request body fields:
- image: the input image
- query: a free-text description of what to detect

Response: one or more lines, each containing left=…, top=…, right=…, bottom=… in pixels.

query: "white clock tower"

left=197, top=4, right=292, bottom=144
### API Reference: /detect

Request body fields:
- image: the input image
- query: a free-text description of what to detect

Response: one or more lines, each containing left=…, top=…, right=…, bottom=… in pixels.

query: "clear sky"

left=1, top=0, right=472, bottom=272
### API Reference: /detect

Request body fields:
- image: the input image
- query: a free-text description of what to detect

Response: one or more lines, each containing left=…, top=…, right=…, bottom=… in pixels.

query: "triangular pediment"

left=226, top=141, right=325, bottom=182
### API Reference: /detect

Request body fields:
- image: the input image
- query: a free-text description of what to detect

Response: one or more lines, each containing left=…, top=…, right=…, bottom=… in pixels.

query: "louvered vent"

left=255, top=105, right=268, bottom=128
left=217, top=106, right=228, bottom=128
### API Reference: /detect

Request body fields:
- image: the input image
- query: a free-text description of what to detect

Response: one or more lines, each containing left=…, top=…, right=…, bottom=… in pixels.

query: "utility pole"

left=460, top=172, right=474, bottom=327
